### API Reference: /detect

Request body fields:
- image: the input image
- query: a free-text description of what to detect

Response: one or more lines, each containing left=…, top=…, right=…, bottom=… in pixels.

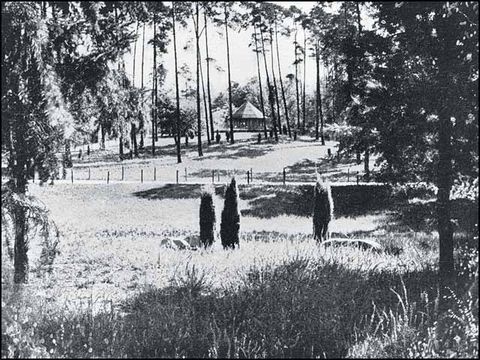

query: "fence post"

left=122, top=166, right=124, bottom=181
left=185, top=168, right=187, bottom=182
left=212, top=170, right=215, bottom=183
left=71, top=168, right=73, bottom=183
left=176, top=170, right=179, bottom=184
left=154, top=167, right=156, bottom=181
left=217, top=170, right=220, bottom=182
left=356, top=172, right=360, bottom=185
left=107, top=171, right=110, bottom=184
left=250, top=168, right=253, bottom=183
left=347, top=168, right=350, bottom=182
left=247, top=170, right=250, bottom=184
left=88, top=168, right=91, bottom=180
left=283, top=168, right=286, bottom=185
left=141, top=169, right=143, bottom=183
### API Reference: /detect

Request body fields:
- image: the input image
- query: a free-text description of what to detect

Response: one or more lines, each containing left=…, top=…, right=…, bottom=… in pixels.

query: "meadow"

left=2, top=179, right=478, bottom=358
left=2, top=136, right=478, bottom=358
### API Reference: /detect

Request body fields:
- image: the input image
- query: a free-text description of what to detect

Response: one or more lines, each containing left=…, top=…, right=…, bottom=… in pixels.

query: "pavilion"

left=231, top=101, right=264, bottom=131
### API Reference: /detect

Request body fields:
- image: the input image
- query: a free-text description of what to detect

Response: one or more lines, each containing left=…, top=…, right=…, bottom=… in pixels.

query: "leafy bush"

left=392, top=182, right=438, bottom=200
left=2, top=290, right=50, bottom=358
left=220, top=178, right=240, bottom=249
left=450, top=176, right=479, bottom=202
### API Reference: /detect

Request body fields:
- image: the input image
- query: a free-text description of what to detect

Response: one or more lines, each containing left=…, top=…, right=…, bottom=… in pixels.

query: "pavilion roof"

left=231, top=101, right=263, bottom=119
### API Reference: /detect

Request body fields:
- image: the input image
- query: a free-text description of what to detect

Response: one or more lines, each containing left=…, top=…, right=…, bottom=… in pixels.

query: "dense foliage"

left=220, top=177, right=240, bottom=249
left=199, top=185, right=216, bottom=248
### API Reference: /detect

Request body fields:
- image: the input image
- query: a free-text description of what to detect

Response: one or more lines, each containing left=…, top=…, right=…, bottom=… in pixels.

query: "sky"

left=122, top=2, right=366, bottom=101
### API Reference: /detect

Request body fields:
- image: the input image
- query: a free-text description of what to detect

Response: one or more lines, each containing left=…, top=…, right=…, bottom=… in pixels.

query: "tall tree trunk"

left=130, top=21, right=139, bottom=157
left=437, top=17, right=455, bottom=310
left=12, top=124, right=28, bottom=283
left=355, top=3, right=369, bottom=178
left=333, top=59, right=337, bottom=121
left=131, top=122, right=138, bottom=157
left=302, top=27, right=307, bottom=134
left=140, top=23, right=145, bottom=149
left=225, top=4, right=234, bottom=144
left=14, top=203, right=28, bottom=283
left=363, top=147, right=370, bottom=180
left=132, top=21, right=138, bottom=87
left=195, top=2, right=203, bottom=155
left=100, top=123, right=106, bottom=150
left=270, top=28, right=282, bottom=135
left=151, top=14, right=156, bottom=156
left=12, top=111, right=29, bottom=283
left=261, top=29, right=278, bottom=142
left=154, top=56, right=159, bottom=142
left=199, top=46, right=210, bottom=145
left=254, top=24, right=268, bottom=139
left=119, top=63, right=124, bottom=160
left=345, top=6, right=354, bottom=101
left=275, top=21, right=291, bottom=138
left=315, top=42, right=320, bottom=141
left=172, top=5, right=182, bottom=163
left=115, top=5, right=124, bottom=160
left=119, top=131, right=124, bottom=159
left=8, top=48, right=29, bottom=283
left=316, top=41, right=325, bottom=145
left=204, top=11, right=215, bottom=141
left=294, top=27, right=301, bottom=131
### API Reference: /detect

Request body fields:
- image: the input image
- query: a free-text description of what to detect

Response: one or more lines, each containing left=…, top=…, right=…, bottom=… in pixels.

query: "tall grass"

left=3, top=183, right=477, bottom=358
left=2, top=234, right=477, bottom=358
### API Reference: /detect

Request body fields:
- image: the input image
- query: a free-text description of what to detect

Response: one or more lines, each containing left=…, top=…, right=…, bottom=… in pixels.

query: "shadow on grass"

left=32, top=258, right=443, bottom=358
left=285, top=157, right=356, bottom=175
left=192, top=141, right=274, bottom=161
left=241, top=184, right=393, bottom=218
left=133, top=184, right=204, bottom=200
left=379, top=199, right=478, bottom=234
left=133, top=184, right=227, bottom=200
left=132, top=184, right=477, bottom=237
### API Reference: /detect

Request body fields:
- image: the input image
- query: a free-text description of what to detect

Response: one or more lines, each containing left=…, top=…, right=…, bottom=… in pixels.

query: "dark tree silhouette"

left=200, top=186, right=216, bottom=248
left=221, top=177, right=240, bottom=249
left=313, top=180, right=333, bottom=242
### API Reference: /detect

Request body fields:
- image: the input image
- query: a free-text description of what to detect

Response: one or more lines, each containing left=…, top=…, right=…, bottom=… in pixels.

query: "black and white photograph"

left=1, top=1, right=478, bottom=358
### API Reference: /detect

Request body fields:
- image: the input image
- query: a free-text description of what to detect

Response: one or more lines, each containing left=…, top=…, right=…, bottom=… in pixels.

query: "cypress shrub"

left=199, top=185, right=216, bottom=248
left=313, top=179, right=334, bottom=242
left=221, top=177, right=240, bottom=249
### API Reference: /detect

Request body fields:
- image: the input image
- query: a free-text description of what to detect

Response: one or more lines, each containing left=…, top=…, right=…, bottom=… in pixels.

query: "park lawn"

left=2, top=181, right=477, bottom=358
left=5, top=181, right=438, bottom=306
left=67, top=134, right=370, bottom=184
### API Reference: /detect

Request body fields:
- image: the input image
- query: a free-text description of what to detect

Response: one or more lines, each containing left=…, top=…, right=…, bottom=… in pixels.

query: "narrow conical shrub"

left=199, top=185, right=216, bottom=248
left=221, top=177, right=240, bottom=249
left=313, top=179, right=334, bottom=242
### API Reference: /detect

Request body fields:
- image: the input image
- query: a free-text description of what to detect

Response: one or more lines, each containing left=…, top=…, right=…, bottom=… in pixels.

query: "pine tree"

left=220, top=178, right=240, bottom=249
left=313, top=180, right=333, bottom=242
left=199, top=185, right=216, bottom=248
left=1, top=1, right=135, bottom=283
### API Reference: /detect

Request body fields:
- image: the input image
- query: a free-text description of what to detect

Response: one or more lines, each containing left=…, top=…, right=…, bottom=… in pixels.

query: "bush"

left=392, top=182, right=438, bottom=200
left=313, top=180, right=333, bottom=242
left=199, top=185, right=216, bottom=248
left=220, top=178, right=240, bottom=249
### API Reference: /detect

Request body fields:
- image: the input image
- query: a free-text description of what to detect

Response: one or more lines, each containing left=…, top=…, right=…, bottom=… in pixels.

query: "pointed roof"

left=232, top=101, right=264, bottom=119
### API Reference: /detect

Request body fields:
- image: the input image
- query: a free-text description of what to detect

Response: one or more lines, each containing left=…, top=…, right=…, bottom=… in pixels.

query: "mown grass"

left=2, top=182, right=478, bottom=358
